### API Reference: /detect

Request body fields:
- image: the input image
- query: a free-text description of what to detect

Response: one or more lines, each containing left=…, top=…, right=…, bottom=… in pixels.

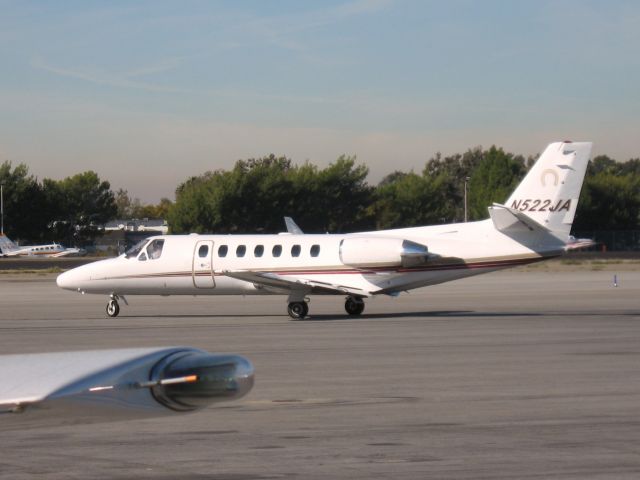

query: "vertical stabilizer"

left=504, top=141, right=592, bottom=241
left=0, top=234, right=18, bottom=255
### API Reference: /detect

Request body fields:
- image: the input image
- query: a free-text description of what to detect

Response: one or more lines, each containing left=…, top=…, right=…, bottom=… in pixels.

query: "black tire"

left=106, top=300, right=120, bottom=317
left=287, top=301, right=308, bottom=319
left=345, top=297, right=365, bottom=315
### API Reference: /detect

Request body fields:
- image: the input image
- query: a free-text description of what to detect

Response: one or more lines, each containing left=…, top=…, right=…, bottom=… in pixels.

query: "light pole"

left=464, top=177, right=470, bottom=223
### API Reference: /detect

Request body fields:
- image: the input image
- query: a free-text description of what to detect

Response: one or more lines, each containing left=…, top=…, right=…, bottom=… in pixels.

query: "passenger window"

left=291, top=245, right=301, bottom=257
left=310, top=244, right=320, bottom=257
left=198, top=245, right=209, bottom=258
left=272, top=245, right=282, bottom=257
left=236, top=245, right=246, bottom=257
left=218, top=245, right=228, bottom=257
left=146, top=239, right=165, bottom=260
left=138, top=252, right=147, bottom=261
left=254, top=245, right=264, bottom=257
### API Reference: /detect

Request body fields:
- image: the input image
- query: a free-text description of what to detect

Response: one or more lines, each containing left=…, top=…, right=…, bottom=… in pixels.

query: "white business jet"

left=0, top=347, right=253, bottom=429
left=0, top=234, right=82, bottom=257
left=57, top=141, right=592, bottom=319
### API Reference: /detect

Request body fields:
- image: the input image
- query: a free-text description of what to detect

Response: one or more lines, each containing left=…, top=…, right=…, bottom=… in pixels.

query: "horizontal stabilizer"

left=488, top=203, right=551, bottom=234
left=564, top=236, right=596, bottom=251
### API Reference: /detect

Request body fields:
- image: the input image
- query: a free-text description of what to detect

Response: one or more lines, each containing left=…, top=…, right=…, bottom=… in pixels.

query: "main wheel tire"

left=106, top=300, right=120, bottom=317
left=345, top=297, right=365, bottom=315
left=287, top=301, right=308, bottom=319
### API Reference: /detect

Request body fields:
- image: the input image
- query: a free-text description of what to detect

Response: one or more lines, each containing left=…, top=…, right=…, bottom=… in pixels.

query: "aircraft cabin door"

left=193, top=240, right=216, bottom=288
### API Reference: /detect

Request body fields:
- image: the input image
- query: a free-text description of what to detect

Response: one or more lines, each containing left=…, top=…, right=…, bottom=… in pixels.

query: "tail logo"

left=540, top=169, right=559, bottom=187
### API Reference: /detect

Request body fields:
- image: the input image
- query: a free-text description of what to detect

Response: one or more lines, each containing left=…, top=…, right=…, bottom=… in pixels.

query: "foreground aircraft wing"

left=0, top=347, right=253, bottom=430
left=224, top=270, right=370, bottom=297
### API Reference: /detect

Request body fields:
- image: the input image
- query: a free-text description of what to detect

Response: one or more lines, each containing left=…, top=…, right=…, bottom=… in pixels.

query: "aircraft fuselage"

left=57, top=220, right=560, bottom=298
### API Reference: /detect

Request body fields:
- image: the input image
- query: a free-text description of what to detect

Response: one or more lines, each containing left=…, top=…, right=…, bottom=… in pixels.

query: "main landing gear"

left=287, top=301, right=309, bottom=319
left=106, top=294, right=126, bottom=318
left=344, top=296, right=365, bottom=316
left=286, top=296, right=365, bottom=319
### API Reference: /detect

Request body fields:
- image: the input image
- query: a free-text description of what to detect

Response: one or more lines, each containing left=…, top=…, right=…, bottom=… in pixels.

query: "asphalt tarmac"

left=0, top=269, right=639, bottom=479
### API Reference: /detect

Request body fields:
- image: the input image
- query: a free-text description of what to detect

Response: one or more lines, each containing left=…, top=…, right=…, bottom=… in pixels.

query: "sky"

left=1, top=0, right=639, bottom=203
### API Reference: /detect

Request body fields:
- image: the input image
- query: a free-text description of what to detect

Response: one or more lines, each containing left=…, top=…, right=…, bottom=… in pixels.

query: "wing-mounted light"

left=339, top=237, right=429, bottom=269
left=147, top=351, right=254, bottom=411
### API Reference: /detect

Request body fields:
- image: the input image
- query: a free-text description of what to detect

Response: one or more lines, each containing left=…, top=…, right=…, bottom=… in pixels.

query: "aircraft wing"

left=224, top=270, right=370, bottom=297
left=49, top=248, right=82, bottom=258
left=0, top=347, right=253, bottom=430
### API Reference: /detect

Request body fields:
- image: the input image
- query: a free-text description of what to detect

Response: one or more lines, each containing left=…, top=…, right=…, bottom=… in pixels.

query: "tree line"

left=1, top=146, right=638, bottom=245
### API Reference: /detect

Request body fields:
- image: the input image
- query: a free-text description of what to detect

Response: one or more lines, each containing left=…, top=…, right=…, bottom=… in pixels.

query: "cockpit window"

left=146, top=239, right=165, bottom=260
left=125, top=239, right=148, bottom=259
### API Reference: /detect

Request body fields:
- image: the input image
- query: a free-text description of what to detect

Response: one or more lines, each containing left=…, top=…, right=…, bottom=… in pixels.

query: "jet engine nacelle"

left=339, top=237, right=429, bottom=268
left=0, top=347, right=254, bottom=429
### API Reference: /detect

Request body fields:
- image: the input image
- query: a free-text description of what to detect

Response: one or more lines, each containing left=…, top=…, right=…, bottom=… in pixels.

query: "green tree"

left=574, top=172, right=640, bottom=230
left=467, top=146, right=526, bottom=220
left=44, top=171, right=117, bottom=245
left=168, top=155, right=373, bottom=234
left=115, top=188, right=173, bottom=220
left=312, top=156, right=373, bottom=232
left=372, top=172, right=456, bottom=229
left=422, top=147, right=484, bottom=221
left=114, top=188, right=133, bottom=219
left=0, top=161, right=48, bottom=242
left=167, top=172, right=220, bottom=233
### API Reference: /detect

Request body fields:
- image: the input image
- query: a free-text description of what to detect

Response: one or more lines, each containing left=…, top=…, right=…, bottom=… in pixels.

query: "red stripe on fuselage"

left=99, top=255, right=551, bottom=281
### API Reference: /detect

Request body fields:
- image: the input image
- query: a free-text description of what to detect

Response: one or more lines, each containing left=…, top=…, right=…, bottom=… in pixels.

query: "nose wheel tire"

left=106, top=299, right=120, bottom=317
left=287, top=301, right=309, bottom=319
left=345, top=296, right=365, bottom=316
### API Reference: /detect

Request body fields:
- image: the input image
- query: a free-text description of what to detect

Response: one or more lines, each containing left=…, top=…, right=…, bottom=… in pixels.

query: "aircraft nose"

left=56, top=269, right=80, bottom=291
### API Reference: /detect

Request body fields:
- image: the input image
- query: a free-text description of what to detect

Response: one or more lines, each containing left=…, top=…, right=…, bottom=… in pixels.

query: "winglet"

left=284, top=217, right=304, bottom=235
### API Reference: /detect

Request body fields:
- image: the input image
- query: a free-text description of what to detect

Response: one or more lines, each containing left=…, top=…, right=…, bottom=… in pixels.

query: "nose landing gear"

left=106, top=294, right=125, bottom=318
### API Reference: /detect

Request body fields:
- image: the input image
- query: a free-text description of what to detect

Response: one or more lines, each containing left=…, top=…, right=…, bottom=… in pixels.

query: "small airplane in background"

left=57, top=141, right=593, bottom=319
left=0, top=346, right=253, bottom=429
left=0, top=234, right=83, bottom=257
